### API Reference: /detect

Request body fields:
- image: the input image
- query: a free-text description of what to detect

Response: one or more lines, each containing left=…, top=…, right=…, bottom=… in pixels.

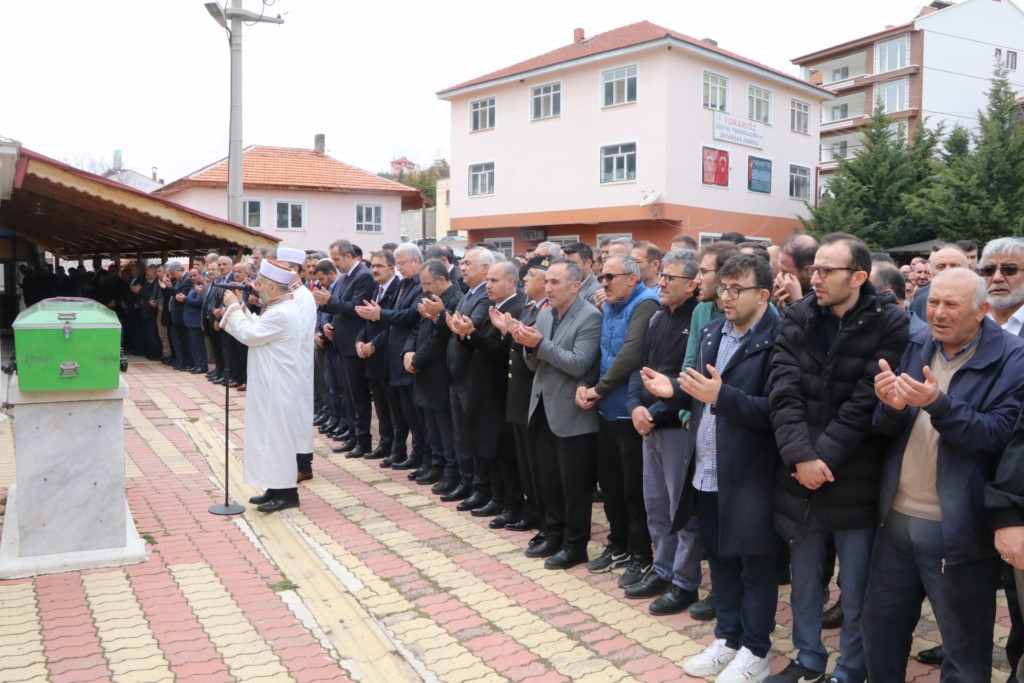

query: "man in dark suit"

left=515, top=259, right=603, bottom=570
left=313, top=259, right=348, bottom=440
left=314, top=239, right=376, bottom=458
left=448, top=262, right=526, bottom=518
left=405, top=259, right=462, bottom=492
left=204, top=256, right=233, bottom=383
left=441, top=247, right=494, bottom=504
left=355, top=250, right=400, bottom=460
left=166, top=262, right=193, bottom=371
left=498, top=256, right=550, bottom=533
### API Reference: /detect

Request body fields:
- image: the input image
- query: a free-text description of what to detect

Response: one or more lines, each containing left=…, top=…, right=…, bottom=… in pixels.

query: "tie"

left=395, top=279, right=408, bottom=303
left=376, top=285, right=385, bottom=303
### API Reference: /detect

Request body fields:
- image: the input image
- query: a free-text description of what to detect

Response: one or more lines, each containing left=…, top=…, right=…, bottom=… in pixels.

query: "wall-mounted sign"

left=713, top=111, right=764, bottom=149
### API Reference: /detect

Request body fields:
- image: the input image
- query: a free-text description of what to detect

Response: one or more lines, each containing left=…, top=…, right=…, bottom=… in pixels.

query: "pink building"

left=154, top=140, right=428, bottom=254
left=437, top=21, right=833, bottom=254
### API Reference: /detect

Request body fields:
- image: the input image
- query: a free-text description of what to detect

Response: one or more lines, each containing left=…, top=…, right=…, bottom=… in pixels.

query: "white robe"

left=224, top=299, right=306, bottom=490
left=292, top=285, right=317, bottom=454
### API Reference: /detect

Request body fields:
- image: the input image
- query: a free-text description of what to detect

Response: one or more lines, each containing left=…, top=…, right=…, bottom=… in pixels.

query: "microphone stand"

left=209, top=298, right=244, bottom=516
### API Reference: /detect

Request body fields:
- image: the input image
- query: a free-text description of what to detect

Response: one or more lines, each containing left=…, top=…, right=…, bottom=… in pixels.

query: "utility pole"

left=205, top=1, right=283, bottom=225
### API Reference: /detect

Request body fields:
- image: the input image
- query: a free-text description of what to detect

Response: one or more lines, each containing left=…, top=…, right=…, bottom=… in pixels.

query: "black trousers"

left=340, top=354, right=371, bottom=446
left=324, top=346, right=347, bottom=429
left=597, top=419, right=651, bottom=559
left=489, top=422, right=522, bottom=513
left=205, top=322, right=224, bottom=372
left=450, top=381, right=476, bottom=485
left=313, top=345, right=329, bottom=414
left=369, top=378, right=395, bottom=450
left=530, top=400, right=595, bottom=551
left=141, top=317, right=161, bottom=359
left=513, top=421, right=542, bottom=525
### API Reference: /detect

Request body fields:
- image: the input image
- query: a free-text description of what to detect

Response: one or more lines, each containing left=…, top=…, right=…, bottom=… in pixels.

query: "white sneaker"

left=683, top=638, right=737, bottom=677
left=716, top=646, right=770, bottom=682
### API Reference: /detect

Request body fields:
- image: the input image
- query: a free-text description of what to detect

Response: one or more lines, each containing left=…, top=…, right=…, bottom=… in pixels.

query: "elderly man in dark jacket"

left=864, top=268, right=1024, bottom=682
left=643, top=253, right=784, bottom=681
left=767, top=233, right=908, bottom=683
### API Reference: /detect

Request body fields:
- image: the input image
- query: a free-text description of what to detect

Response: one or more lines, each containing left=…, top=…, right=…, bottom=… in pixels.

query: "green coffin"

left=13, top=298, right=122, bottom=392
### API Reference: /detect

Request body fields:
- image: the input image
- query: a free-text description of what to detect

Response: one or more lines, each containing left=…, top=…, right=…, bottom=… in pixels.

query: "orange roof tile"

left=155, top=146, right=422, bottom=198
left=437, top=20, right=829, bottom=97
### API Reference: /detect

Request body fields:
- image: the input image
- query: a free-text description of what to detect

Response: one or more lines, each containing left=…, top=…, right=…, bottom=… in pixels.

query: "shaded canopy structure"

left=884, top=238, right=944, bottom=254
left=0, top=143, right=278, bottom=260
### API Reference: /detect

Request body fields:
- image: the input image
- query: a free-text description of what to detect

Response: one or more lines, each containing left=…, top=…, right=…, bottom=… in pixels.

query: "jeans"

left=789, top=525, right=875, bottom=682
left=861, top=511, right=999, bottom=683
left=642, top=427, right=703, bottom=590
left=695, top=490, right=777, bottom=658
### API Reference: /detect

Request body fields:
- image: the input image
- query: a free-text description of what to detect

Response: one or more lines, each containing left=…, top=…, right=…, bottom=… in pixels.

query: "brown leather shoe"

left=296, top=471, right=313, bottom=483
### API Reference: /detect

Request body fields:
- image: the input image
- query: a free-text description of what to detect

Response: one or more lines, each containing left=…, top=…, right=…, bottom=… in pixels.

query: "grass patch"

left=141, top=533, right=158, bottom=545
left=268, top=578, right=298, bottom=592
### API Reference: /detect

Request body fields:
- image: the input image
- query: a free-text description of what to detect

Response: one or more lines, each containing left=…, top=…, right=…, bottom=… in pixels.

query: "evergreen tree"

left=801, top=103, right=939, bottom=249
left=907, top=64, right=1024, bottom=243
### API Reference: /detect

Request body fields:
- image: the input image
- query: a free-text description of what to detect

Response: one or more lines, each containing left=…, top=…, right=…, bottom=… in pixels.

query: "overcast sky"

left=4, top=0, right=989, bottom=183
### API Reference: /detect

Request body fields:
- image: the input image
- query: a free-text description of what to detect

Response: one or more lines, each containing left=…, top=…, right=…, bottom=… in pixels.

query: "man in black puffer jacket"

left=766, top=233, right=909, bottom=683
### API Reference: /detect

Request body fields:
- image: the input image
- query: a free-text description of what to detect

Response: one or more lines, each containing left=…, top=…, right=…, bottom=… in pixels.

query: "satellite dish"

left=640, top=190, right=660, bottom=207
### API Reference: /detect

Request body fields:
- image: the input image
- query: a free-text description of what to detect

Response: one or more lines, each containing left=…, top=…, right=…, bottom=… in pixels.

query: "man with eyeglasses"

left=909, top=246, right=968, bottom=320
left=767, top=232, right=908, bottom=683
left=577, top=254, right=661, bottom=586
left=623, top=249, right=703, bottom=615
left=642, top=253, right=783, bottom=682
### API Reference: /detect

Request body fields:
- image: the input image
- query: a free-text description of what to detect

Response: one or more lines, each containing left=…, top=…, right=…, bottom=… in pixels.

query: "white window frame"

left=470, top=97, right=495, bottom=132
left=1008, top=50, right=1018, bottom=71
left=547, top=235, right=580, bottom=246
left=600, top=142, right=637, bottom=184
left=275, top=200, right=305, bottom=230
left=832, top=66, right=850, bottom=81
left=703, top=71, right=729, bottom=111
left=531, top=82, right=561, bottom=120
left=790, top=99, right=810, bottom=134
left=244, top=199, right=262, bottom=229
left=491, top=238, right=514, bottom=260
left=789, top=165, right=811, bottom=201
left=875, top=77, right=909, bottom=114
left=602, top=65, right=637, bottom=107
left=831, top=140, right=849, bottom=159
left=468, top=162, right=495, bottom=197
left=355, top=204, right=383, bottom=233
left=875, top=35, right=909, bottom=74
left=748, top=85, right=772, bottom=123
left=831, top=103, right=849, bottom=121
left=597, top=232, right=632, bottom=246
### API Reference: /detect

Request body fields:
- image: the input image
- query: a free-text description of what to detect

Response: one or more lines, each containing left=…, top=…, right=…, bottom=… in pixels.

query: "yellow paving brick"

left=219, top=640, right=275, bottom=658
left=3, top=664, right=50, bottom=682
left=0, top=631, right=44, bottom=648
left=549, top=646, right=599, bottom=668
left=421, top=642, right=469, bottom=664
left=0, top=651, right=47, bottom=671
left=533, top=637, right=578, bottom=659
left=109, top=654, right=174, bottom=675
left=223, top=649, right=283, bottom=669
left=430, top=652, right=490, bottom=674
left=106, top=669, right=174, bottom=683
left=575, top=667, right=630, bottom=683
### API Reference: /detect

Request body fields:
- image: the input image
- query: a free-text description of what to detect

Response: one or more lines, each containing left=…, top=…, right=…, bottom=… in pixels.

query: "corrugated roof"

left=155, top=145, right=422, bottom=198
left=438, top=20, right=828, bottom=97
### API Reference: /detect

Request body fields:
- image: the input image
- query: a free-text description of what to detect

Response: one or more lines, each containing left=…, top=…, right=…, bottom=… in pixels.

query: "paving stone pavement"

left=0, top=360, right=1013, bottom=681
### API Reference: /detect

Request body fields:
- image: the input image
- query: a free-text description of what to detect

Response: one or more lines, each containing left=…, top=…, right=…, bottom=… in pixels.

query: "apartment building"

left=437, top=21, right=832, bottom=255
left=793, top=0, right=1024, bottom=193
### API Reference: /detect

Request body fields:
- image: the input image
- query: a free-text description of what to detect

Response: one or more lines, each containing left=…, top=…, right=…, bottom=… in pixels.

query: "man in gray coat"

left=515, top=260, right=602, bottom=571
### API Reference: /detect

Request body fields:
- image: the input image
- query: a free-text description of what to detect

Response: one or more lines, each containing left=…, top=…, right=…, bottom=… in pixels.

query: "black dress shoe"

left=505, top=519, right=537, bottom=532
left=915, top=645, right=944, bottom=666
left=319, top=421, right=338, bottom=434
left=688, top=592, right=716, bottom=620
left=313, top=413, right=330, bottom=426
left=440, top=481, right=472, bottom=502
left=457, top=491, right=489, bottom=512
left=489, top=510, right=514, bottom=529
left=248, top=489, right=276, bottom=505
left=544, top=547, right=588, bottom=570
left=525, top=536, right=562, bottom=558
left=190, top=366, right=206, bottom=374
left=432, top=476, right=459, bottom=495
left=364, top=446, right=387, bottom=460
left=296, top=471, right=313, bottom=483
left=822, top=601, right=844, bottom=629
left=624, top=572, right=672, bottom=599
left=649, top=586, right=699, bottom=615
left=391, top=456, right=420, bottom=471
left=347, top=444, right=370, bottom=458
left=528, top=532, right=546, bottom=547
left=415, top=467, right=443, bottom=485
left=470, top=500, right=503, bottom=517
left=257, top=492, right=300, bottom=513
left=379, top=454, right=397, bottom=469
left=330, top=430, right=350, bottom=442
left=332, top=439, right=357, bottom=454
left=409, top=462, right=430, bottom=479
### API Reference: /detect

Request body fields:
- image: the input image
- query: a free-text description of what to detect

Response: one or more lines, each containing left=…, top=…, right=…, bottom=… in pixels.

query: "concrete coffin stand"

left=0, top=375, right=147, bottom=579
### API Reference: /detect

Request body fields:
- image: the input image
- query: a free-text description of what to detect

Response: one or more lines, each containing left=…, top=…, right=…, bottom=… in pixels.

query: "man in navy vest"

left=576, top=253, right=661, bottom=587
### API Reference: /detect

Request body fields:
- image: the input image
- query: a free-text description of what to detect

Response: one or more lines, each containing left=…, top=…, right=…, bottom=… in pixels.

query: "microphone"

left=212, top=282, right=250, bottom=290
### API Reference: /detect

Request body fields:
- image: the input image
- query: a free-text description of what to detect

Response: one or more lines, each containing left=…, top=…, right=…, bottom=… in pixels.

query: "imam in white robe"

left=223, top=297, right=307, bottom=490
left=291, top=284, right=317, bottom=454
